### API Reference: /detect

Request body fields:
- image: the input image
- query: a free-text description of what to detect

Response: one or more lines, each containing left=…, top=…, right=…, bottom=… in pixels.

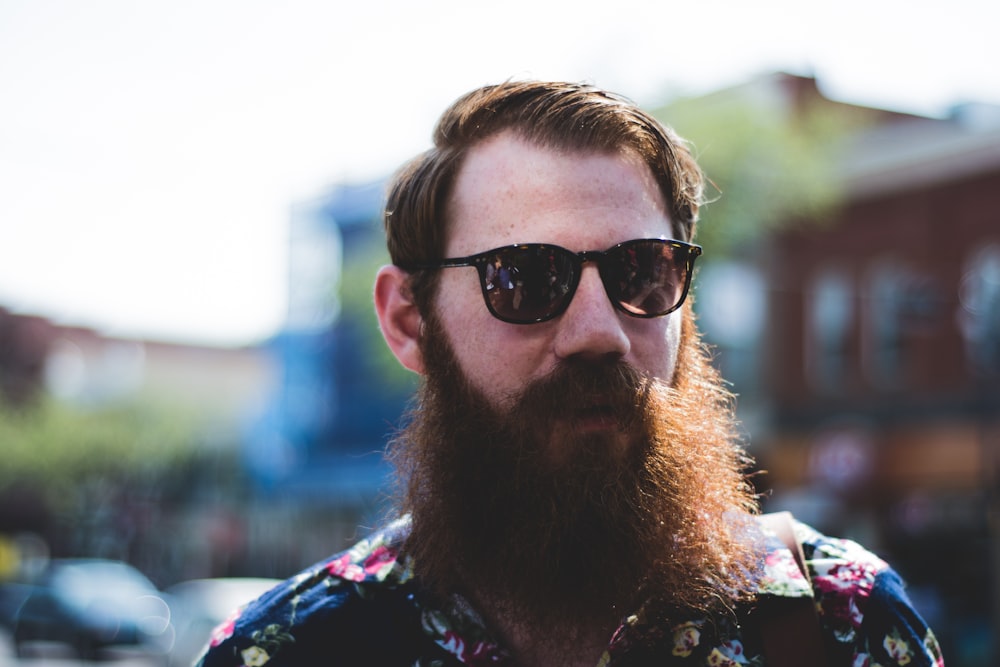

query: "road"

left=0, top=629, right=166, bottom=667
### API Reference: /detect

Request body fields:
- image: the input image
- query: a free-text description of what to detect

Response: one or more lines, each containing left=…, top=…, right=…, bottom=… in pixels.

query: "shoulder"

left=196, top=519, right=438, bottom=667
left=792, top=520, right=944, bottom=666
left=795, top=520, right=889, bottom=627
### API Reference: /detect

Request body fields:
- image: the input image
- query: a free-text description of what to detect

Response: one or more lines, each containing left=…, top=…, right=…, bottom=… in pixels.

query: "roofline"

left=842, top=130, right=1000, bottom=200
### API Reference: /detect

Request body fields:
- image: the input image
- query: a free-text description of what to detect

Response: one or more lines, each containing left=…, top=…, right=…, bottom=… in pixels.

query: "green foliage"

left=337, top=232, right=419, bottom=393
left=0, top=396, right=206, bottom=508
left=652, top=93, right=858, bottom=256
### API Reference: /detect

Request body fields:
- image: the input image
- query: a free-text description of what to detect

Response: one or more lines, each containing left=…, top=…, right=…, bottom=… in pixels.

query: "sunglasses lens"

left=472, top=240, right=695, bottom=323
left=605, top=241, right=689, bottom=316
left=482, top=246, right=576, bottom=322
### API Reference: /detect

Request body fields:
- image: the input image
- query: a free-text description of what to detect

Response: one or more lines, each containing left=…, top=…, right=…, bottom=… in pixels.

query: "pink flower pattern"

left=324, top=552, right=366, bottom=582
left=209, top=608, right=239, bottom=647
left=198, top=516, right=944, bottom=667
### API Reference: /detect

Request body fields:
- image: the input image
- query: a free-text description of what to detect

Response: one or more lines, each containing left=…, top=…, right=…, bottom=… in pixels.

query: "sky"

left=1, top=0, right=998, bottom=347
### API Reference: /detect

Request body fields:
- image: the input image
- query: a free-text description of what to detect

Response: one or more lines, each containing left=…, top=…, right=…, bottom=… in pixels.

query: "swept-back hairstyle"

left=383, top=80, right=705, bottom=314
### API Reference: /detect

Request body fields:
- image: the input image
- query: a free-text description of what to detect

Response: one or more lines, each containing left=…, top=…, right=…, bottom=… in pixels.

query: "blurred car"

left=11, top=558, right=172, bottom=659
left=0, top=582, right=34, bottom=630
left=166, top=577, right=279, bottom=667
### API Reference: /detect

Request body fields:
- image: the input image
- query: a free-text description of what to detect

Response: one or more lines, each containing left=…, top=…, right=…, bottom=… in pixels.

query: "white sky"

left=1, top=0, right=997, bottom=346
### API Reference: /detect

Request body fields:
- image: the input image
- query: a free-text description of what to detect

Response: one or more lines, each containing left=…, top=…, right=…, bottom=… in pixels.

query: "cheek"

left=631, top=312, right=683, bottom=383
left=434, top=269, right=489, bottom=336
left=441, top=326, right=530, bottom=408
left=433, top=277, right=511, bottom=392
left=433, top=280, right=554, bottom=407
left=664, top=315, right=683, bottom=381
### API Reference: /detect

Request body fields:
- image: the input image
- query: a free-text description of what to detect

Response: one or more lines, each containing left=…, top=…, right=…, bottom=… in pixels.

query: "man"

left=199, top=81, right=943, bottom=666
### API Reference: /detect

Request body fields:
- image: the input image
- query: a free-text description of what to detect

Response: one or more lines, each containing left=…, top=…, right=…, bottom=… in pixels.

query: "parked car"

left=0, top=582, right=34, bottom=630
left=166, top=577, right=279, bottom=667
left=11, top=558, right=172, bottom=659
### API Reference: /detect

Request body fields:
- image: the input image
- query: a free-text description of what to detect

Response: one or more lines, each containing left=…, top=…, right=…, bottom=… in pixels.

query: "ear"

left=374, top=265, right=425, bottom=375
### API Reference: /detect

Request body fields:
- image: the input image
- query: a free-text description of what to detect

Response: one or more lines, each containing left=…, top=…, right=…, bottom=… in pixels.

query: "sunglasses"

left=402, top=238, right=702, bottom=324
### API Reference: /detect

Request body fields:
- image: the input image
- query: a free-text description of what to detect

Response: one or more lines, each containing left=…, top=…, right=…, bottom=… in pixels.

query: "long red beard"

left=387, top=307, right=761, bottom=630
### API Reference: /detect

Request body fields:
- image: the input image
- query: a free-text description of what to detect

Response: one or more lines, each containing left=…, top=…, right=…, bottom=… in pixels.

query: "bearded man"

left=199, top=81, right=943, bottom=666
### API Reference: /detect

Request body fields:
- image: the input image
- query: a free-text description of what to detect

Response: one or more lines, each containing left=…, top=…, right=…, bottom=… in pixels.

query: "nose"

left=553, top=264, right=631, bottom=362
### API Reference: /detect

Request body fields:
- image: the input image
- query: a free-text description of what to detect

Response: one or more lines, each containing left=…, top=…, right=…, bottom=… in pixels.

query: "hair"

left=383, top=80, right=706, bottom=314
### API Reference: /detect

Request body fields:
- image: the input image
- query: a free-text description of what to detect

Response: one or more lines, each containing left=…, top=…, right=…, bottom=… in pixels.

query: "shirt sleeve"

left=195, top=565, right=448, bottom=667
left=798, top=521, right=945, bottom=667
left=854, top=568, right=945, bottom=666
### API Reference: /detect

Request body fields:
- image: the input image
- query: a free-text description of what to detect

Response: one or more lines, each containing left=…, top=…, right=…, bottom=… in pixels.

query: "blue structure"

left=245, top=179, right=412, bottom=502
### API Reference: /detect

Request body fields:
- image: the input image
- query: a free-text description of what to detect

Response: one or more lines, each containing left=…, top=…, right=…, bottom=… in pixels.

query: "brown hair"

left=383, top=80, right=705, bottom=313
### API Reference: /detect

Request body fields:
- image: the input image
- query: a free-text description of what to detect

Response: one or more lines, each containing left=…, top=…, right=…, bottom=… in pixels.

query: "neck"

left=465, top=586, right=622, bottom=667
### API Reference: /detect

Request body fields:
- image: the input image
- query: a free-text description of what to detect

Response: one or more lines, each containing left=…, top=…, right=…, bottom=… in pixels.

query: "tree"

left=650, top=78, right=863, bottom=255
left=338, top=233, right=418, bottom=393
left=0, top=396, right=220, bottom=567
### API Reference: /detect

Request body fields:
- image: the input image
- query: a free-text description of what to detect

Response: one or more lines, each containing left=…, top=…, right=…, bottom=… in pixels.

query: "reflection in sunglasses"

left=400, top=238, right=702, bottom=324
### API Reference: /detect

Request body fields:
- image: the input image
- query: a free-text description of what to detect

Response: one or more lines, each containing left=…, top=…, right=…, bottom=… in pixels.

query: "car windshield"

left=50, top=562, right=156, bottom=605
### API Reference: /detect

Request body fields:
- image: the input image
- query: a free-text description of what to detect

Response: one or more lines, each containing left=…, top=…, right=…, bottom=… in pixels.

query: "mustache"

left=500, top=358, right=654, bottom=435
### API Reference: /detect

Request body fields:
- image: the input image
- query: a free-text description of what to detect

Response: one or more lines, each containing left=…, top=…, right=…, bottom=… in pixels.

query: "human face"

left=431, top=131, right=683, bottom=413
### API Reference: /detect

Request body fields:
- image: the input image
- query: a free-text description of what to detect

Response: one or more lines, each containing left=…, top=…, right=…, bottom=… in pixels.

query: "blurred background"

left=1, top=0, right=998, bottom=664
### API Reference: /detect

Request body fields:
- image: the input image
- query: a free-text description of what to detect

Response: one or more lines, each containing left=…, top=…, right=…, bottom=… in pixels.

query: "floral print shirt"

left=197, top=516, right=943, bottom=666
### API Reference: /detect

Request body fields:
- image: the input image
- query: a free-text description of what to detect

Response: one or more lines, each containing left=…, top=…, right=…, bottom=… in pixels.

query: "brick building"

left=745, top=75, right=1000, bottom=663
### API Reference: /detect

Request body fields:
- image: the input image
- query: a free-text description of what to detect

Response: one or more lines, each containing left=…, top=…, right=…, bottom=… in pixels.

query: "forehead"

left=445, top=132, right=673, bottom=254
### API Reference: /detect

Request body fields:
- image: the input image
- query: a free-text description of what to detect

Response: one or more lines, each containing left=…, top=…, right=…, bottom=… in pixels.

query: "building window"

left=864, top=261, right=913, bottom=388
left=959, top=243, right=1000, bottom=377
left=696, top=261, right=766, bottom=392
left=806, top=267, right=853, bottom=393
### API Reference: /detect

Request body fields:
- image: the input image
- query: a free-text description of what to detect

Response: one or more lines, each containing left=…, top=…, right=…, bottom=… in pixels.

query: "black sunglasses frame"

left=401, top=238, right=703, bottom=324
